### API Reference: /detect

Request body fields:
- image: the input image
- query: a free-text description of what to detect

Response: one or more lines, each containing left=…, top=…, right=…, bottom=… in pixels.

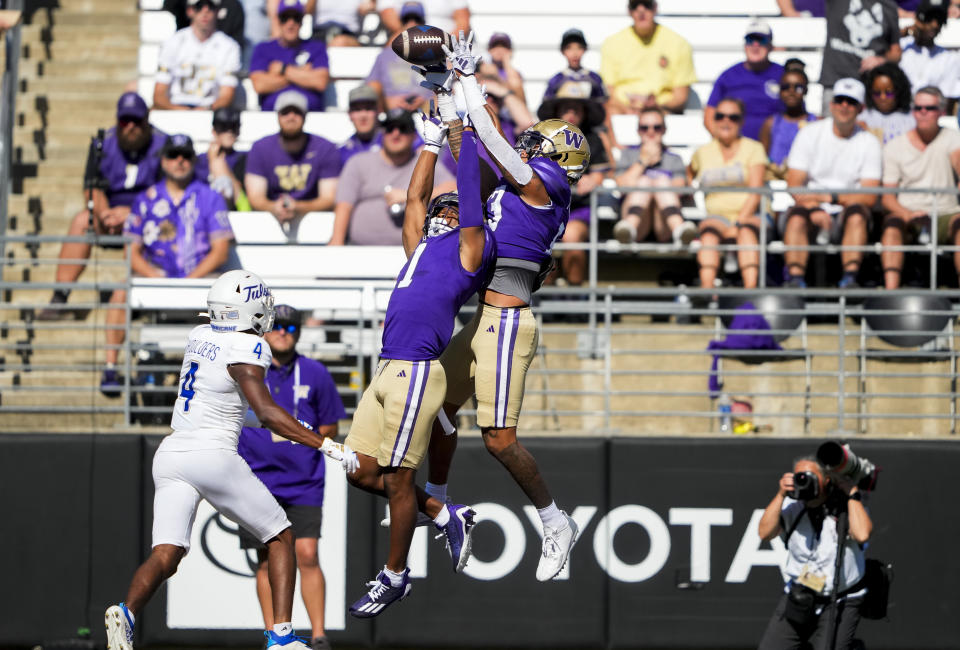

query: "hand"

left=272, top=197, right=295, bottom=222
left=638, top=141, right=662, bottom=167
left=442, top=30, right=481, bottom=77
left=482, top=76, right=509, bottom=99
left=341, top=443, right=359, bottom=474
left=412, top=109, right=448, bottom=149
left=207, top=141, right=222, bottom=159
left=413, top=63, right=455, bottom=94
left=778, top=472, right=794, bottom=497
left=859, top=55, right=885, bottom=72
left=100, top=206, right=130, bottom=228
left=268, top=60, right=284, bottom=75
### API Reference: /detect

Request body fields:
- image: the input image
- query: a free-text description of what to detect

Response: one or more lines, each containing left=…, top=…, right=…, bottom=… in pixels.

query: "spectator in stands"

left=102, top=135, right=233, bottom=393
left=538, top=84, right=611, bottom=286
left=759, top=62, right=819, bottom=180
left=313, top=0, right=377, bottom=46
left=820, top=0, right=901, bottom=114
left=600, top=0, right=696, bottom=115
left=860, top=62, right=915, bottom=143
left=705, top=20, right=784, bottom=141
left=898, top=0, right=921, bottom=17
left=237, top=304, right=345, bottom=650
left=613, top=107, right=693, bottom=247
left=380, top=0, right=469, bottom=36
left=951, top=0, right=960, bottom=17
left=777, top=0, right=825, bottom=16
left=195, top=107, right=249, bottom=210
left=154, top=0, right=241, bottom=110
left=479, top=32, right=526, bottom=105
left=782, top=78, right=882, bottom=288
left=339, top=85, right=383, bottom=165
left=163, top=0, right=244, bottom=47
left=688, top=98, right=768, bottom=290
left=245, top=91, right=341, bottom=225
left=329, top=109, right=455, bottom=245
left=880, top=86, right=960, bottom=288
left=543, top=29, right=607, bottom=105
left=250, top=0, right=330, bottom=111
left=477, top=69, right=536, bottom=148
left=39, top=93, right=167, bottom=321
left=899, top=0, right=960, bottom=101
left=241, top=0, right=269, bottom=69
left=365, top=3, right=435, bottom=112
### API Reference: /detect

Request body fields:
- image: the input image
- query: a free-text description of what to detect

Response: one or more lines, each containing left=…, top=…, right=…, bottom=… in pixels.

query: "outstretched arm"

left=456, top=128, right=486, bottom=272
left=403, top=112, right=449, bottom=256
left=231, top=363, right=324, bottom=448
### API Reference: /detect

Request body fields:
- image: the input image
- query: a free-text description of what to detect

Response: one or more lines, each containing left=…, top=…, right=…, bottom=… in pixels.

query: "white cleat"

left=105, top=603, right=134, bottom=650
left=536, top=512, right=579, bottom=582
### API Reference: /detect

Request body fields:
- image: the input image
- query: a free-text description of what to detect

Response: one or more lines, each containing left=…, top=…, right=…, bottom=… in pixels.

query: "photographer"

left=757, top=456, right=873, bottom=650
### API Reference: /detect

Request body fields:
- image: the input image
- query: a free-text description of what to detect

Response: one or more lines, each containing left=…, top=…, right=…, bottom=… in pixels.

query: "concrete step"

left=42, top=24, right=141, bottom=46
left=0, top=411, right=124, bottom=433
left=24, top=177, right=84, bottom=196
left=41, top=42, right=140, bottom=62
left=15, top=143, right=88, bottom=166
left=21, top=77, right=131, bottom=97
left=19, top=107, right=119, bottom=130
left=19, top=60, right=137, bottom=82
left=40, top=12, right=138, bottom=28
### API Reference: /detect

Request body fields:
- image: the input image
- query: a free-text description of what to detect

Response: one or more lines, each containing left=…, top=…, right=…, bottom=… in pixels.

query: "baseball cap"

left=833, top=78, right=865, bottom=105
left=917, top=0, right=948, bottom=23
left=628, top=0, right=655, bottom=10
left=488, top=32, right=512, bottom=49
left=116, top=92, right=148, bottom=121
left=186, top=0, right=220, bottom=6
left=561, top=28, right=587, bottom=50
left=348, top=85, right=379, bottom=107
left=381, top=108, right=415, bottom=131
left=399, top=1, right=425, bottom=22
left=273, top=304, right=302, bottom=327
left=212, top=106, right=241, bottom=129
left=276, top=0, right=305, bottom=15
left=161, top=134, right=196, bottom=158
left=745, top=19, right=773, bottom=39
left=275, top=89, right=308, bottom=114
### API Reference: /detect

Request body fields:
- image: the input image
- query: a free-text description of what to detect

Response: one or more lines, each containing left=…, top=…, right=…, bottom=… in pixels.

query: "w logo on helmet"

left=564, top=130, right=585, bottom=149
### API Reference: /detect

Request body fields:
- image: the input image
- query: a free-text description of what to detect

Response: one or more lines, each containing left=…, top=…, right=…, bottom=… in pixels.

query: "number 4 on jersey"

left=179, top=361, right=199, bottom=411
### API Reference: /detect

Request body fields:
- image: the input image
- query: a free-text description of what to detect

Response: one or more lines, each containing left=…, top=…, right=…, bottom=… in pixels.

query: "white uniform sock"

left=538, top=501, right=567, bottom=530
left=273, top=623, right=293, bottom=637
left=425, top=481, right=447, bottom=502
left=433, top=506, right=451, bottom=528
left=383, top=566, right=405, bottom=587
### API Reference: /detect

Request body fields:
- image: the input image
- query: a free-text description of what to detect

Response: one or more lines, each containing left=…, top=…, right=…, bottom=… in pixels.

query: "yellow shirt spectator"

left=600, top=23, right=696, bottom=108
left=689, top=137, right=768, bottom=222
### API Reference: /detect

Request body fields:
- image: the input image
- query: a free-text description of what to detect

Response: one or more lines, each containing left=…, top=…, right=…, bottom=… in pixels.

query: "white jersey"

left=156, top=27, right=240, bottom=108
left=166, top=324, right=271, bottom=451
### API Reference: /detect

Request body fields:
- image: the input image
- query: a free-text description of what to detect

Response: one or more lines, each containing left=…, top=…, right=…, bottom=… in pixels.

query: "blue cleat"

left=264, top=630, right=310, bottom=649
left=349, top=568, right=412, bottom=618
left=439, top=504, right=476, bottom=573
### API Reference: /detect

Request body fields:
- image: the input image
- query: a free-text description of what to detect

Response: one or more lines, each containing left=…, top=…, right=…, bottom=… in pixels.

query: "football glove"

left=320, top=437, right=360, bottom=474
left=412, top=63, right=455, bottom=94
left=412, top=110, right=448, bottom=153
left=442, top=30, right=481, bottom=77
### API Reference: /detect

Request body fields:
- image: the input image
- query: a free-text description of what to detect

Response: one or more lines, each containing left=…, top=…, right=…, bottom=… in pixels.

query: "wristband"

left=280, top=63, right=287, bottom=75
left=423, top=144, right=441, bottom=155
left=848, top=491, right=862, bottom=502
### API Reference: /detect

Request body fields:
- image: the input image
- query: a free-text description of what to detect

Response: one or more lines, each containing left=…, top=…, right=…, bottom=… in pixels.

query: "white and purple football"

left=391, top=25, right=452, bottom=66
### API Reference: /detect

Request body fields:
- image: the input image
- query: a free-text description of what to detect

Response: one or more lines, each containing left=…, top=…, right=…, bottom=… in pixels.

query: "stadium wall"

left=0, top=434, right=956, bottom=649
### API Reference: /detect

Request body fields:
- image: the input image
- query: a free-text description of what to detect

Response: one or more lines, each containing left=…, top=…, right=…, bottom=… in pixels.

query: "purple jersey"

left=97, top=127, right=167, bottom=207
left=707, top=62, right=785, bottom=141
left=380, top=228, right=497, bottom=361
left=544, top=68, right=607, bottom=102
left=195, top=149, right=247, bottom=184
left=246, top=133, right=341, bottom=201
left=125, top=180, right=234, bottom=278
left=339, top=130, right=383, bottom=166
left=237, top=354, right=347, bottom=507
left=249, top=38, right=330, bottom=111
left=485, top=158, right=571, bottom=266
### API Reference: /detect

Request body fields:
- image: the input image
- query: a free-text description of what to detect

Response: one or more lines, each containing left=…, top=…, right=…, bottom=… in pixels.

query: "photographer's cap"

left=117, top=92, right=148, bottom=121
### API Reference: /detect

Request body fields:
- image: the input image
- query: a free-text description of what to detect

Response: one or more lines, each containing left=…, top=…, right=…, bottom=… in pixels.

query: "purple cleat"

left=349, top=568, right=412, bottom=618
left=439, top=504, right=475, bottom=573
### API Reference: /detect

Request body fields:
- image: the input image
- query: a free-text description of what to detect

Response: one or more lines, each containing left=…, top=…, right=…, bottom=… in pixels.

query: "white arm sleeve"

left=458, top=76, right=533, bottom=185
left=437, top=92, right=459, bottom=123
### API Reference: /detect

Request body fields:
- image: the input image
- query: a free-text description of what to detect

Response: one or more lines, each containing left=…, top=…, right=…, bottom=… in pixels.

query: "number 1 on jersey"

left=180, top=361, right=199, bottom=411
left=397, top=241, right=426, bottom=288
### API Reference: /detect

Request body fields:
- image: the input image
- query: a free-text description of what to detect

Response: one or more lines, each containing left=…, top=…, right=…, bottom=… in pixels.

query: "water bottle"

left=717, top=392, right=733, bottom=433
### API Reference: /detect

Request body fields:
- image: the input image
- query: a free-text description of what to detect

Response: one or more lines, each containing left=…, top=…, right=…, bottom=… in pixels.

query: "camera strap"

left=783, top=506, right=807, bottom=544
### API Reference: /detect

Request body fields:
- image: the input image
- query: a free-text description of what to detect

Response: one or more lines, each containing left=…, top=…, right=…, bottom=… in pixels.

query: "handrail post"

left=588, top=188, right=599, bottom=335
left=604, top=290, right=613, bottom=432
left=837, top=295, right=846, bottom=433
left=122, top=242, right=133, bottom=427
left=759, top=190, right=768, bottom=288
left=931, top=200, right=939, bottom=289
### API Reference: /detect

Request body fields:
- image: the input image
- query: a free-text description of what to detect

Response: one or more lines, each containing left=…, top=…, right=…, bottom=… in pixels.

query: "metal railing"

left=0, top=1, right=23, bottom=262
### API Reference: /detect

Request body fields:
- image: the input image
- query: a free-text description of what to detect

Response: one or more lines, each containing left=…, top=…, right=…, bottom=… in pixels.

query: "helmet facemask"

left=423, top=193, right=460, bottom=239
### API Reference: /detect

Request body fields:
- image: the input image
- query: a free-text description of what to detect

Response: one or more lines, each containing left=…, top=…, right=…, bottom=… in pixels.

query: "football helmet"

left=205, top=269, right=275, bottom=335
left=514, top=119, right=591, bottom=185
left=423, top=192, right=460, bottom=238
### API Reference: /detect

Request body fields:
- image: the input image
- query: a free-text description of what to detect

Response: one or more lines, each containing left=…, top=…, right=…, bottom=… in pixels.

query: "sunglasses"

left=715, top=112, right=742, bottom=123
left=279, top=12, right=303, bottom=23
left=912, top=104, right=941, bottom=112
left=871, top=89, right=895, bottom=98
left=213, top=121, right=240, bottom=133
left=638, top=123, right=665, bottom=133
left=781, top=83, right=807, bottom=93
left=164, top=150, right=194, bottom=160
left=744, top=35, right=771, bottom=46
left=118, top=117, right=145, bottom=127
left=278, top=106, right=305, bottom=116
left=832, top=96, right=860, bottom=106
left=274, top=323, right=299, bottom=334
left=384, top=123, right=414, bottom=134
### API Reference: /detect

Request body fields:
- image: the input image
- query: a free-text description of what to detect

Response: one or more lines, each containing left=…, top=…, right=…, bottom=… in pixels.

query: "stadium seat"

left=863, top=294, right=954, bottom=349
left=227, top=211, right=335, bottom=245
left=140, top=11, right=176, bottom=44
left=148, top=110, right=354, bottom=150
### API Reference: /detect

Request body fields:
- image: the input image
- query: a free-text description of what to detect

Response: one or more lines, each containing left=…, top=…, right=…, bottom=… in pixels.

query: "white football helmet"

left=204, top=269, right=275, bottom=335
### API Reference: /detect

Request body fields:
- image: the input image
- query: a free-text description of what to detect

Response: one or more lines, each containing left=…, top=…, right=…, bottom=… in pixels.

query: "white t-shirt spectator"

left=898, top=36, right=960, bottom=98
left=388, top=0, right=467, bottom=33
left=156, top=27, right=241, bottom=108
left=883, top=127, right=960, bottom=215
left=788, top=118, right=883, bottom=191
left=315, top=0, right=364, bottom=33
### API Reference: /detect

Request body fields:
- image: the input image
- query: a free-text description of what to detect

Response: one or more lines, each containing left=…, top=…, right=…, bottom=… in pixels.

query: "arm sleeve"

left=249, top=42, right=270, bottom=73
left=202, top=192, right=234, bottom=239
left=457, top=130, right=482, bottom=229
left=220, top=39, right=241, bottom=87
left=310, top=41, right=329, bottom=69
left=124, top=195, right=147, bottom=240
left=317, top=140, right=342, bottom=178
left=226, top=333, right=272, bottom=369
left=244, top=142, right=268, bottom=178
left=458, top=75, right=533, bottom=185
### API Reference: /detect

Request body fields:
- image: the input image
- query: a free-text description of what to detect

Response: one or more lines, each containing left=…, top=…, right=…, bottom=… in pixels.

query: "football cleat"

left=349, top=568, right=412, bottom=618
left=438, top=504, right=476, bottom=573
left=264, top=630, right=310, bottom=649
left=380, top=497, right=453, bottom=528
left=105, top=603, right=134, bottom=650
left=100, top=369, right=122, bottom=396
left=536, top=512, right=579, bottom=582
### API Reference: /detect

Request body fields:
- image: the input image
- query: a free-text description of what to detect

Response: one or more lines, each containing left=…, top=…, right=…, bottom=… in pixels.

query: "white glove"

left=412, top=63, right=455, bottom=94
left=442, top=30, right=481, bottom=77
left=320, top=437, right=360, bottom=474
left=412, top=110, right=448, bottom=154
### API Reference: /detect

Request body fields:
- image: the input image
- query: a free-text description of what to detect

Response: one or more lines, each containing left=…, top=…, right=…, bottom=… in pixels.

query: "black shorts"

left=238, top=503, right=323, bottom=550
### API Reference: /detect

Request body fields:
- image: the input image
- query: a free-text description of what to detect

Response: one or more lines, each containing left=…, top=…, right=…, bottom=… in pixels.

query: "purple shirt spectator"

left=98, top=127, right=168, bottom=207
left=792, top=0, right=826, bottom=16
left=125, top=180, right=234, bottom=278
left=708, top=62, right=785, bottom=140
left=249, top=38, right=330, bottom=111
left=544, top=68, right=607, bottom=103
left=238, top=354, right=347, bottom=507
left=339, top=130, right=384, bottom=166
left=195, top=149, right=247, bottom=184
left=246, top=133, right=341, bottom=200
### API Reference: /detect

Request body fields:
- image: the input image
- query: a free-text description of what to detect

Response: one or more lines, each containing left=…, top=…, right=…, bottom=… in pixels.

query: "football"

left=390, top=25, right=452, bottom=66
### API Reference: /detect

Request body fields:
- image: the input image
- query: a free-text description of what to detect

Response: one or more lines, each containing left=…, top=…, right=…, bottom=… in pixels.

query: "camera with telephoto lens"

left=790, top=470, right=820, bottom=501
left=816, top=441, right=879, bottom=491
